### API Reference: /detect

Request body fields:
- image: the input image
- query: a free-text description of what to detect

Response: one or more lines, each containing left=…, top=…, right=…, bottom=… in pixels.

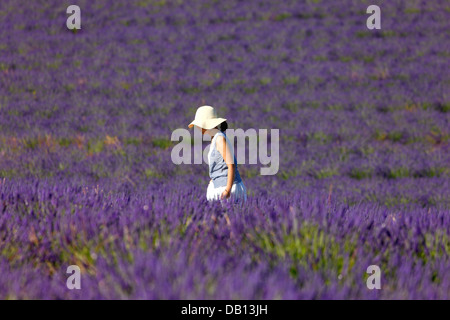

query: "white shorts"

left=206, top=180, right=247, bottom=203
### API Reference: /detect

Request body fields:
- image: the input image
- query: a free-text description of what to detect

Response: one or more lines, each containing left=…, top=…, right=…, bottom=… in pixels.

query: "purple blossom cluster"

left=0, top=0, right=448, bottom=299
left=0, top=179, right=448, bottom=299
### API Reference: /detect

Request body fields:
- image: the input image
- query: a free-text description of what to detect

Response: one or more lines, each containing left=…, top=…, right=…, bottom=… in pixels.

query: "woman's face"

left=195, top=125, right=207, bottom=135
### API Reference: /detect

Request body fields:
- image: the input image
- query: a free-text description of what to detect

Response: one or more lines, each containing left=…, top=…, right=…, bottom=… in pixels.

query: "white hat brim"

left=188, top=118, right=226, bottom=130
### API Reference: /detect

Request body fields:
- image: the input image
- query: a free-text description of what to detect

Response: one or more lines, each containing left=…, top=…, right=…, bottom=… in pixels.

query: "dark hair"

left=217, top=121, right=228, bottom=132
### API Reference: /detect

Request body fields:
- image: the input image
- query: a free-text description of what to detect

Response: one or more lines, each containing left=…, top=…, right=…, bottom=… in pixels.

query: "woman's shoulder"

left=213, top=131, right=225, bottom=142
left=216, top=131, right=226, bottom=137
left=214, top=132, right=225, bottom=142
left=214, top=132, right=227, bottom=148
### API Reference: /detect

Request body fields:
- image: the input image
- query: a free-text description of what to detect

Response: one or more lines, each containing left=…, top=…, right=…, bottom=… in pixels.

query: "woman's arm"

left=216, top=136, right=234, bottom=199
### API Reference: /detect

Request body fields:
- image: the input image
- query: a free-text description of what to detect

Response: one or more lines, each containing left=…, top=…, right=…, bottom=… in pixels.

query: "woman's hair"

left=216, top=121, right=228, bottom=132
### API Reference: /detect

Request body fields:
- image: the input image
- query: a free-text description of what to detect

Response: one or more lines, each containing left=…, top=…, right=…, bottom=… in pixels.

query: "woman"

left=188, top=106, right=247, bottom=203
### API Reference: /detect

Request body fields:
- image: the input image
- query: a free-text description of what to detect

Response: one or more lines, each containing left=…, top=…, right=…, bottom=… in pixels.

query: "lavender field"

left=0, top=0, right=449, bottom=299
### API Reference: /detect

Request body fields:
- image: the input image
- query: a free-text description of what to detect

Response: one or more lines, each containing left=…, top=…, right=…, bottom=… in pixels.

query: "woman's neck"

left=205, top=128, right=220, bottom=137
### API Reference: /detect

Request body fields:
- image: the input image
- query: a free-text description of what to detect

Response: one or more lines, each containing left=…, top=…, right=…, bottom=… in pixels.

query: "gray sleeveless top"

left=208, top=131, right=242, bottom=188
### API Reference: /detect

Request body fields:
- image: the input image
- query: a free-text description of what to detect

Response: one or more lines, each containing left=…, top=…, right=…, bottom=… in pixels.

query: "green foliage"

left=283, top=76, right=299, bottom=85
left=350, top=168, right=373, bottom=180
left=152, top=138, right=172, bottom=149
left=274, top=13, right=292, bottom=21
left=87, top=140, right=104, bottom=154
left=259, top=77, right=272, bottom=85
left=388, top=167, right=410, bottom=179
left=315, top=167, right=339, bottom=179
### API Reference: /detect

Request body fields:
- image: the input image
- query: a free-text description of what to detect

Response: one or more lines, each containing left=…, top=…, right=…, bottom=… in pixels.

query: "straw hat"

left=188, top=106, right=227, bottom=130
